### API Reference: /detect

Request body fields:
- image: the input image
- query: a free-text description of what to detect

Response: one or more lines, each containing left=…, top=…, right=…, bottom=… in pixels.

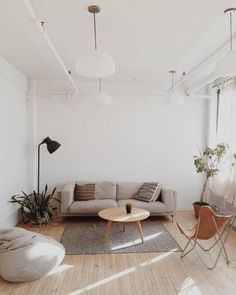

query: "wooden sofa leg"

left=171, top=215, right=174, bottom=222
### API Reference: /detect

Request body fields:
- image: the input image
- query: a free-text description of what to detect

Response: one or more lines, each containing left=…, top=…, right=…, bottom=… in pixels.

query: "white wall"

left=34, top=80, right=207, bottom=209
left=0, top=57, right=28, bottom=227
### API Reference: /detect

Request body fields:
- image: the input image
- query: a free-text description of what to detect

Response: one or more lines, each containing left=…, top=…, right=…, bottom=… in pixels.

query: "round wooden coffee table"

left=98, top=207, right=150, bottom=244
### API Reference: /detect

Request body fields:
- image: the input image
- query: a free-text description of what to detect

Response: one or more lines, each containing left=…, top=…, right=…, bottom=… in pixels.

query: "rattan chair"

left=177, top=206, right=233, bottom=269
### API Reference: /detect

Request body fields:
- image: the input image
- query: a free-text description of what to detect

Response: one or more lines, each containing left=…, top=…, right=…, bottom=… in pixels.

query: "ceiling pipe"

left=185, top=73, right=216, bottom=99
left=21, top=0, right=79, bottom=97
left=50, top=93, right=168, bottom=99
left=173, top=32, right=236, bottom=92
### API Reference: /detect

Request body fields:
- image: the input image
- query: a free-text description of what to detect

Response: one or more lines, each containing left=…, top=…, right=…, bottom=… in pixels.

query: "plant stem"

left=200, top=177, right=209, bottom=203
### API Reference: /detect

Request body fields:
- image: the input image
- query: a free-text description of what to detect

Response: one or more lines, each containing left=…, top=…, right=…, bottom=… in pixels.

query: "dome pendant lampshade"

left=76, top=50, right=115, bottom=78
left=215, top=8, right=236, bottom=78
left=163, top=70, right=184, bottom=106
left=76, top=5, right=115, bottom=78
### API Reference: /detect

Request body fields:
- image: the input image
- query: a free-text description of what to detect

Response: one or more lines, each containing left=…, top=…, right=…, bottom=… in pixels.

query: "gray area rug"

left=61, top=219, right=181, bottom=255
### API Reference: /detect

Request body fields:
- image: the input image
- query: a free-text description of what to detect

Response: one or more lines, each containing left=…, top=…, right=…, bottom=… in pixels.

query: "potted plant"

left=126, top=203, right=132, bottom=214
left=193, top=143, right=236, bottom=218
left=10, top=185, right=60, bottom=225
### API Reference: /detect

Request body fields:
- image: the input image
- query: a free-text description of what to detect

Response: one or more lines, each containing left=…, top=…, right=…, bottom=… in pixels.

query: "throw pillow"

left=74, top=184, right=96, bottom=201
left=151, top=184, right=162, bottom=202
left=134, top=182, right=159, bottom=203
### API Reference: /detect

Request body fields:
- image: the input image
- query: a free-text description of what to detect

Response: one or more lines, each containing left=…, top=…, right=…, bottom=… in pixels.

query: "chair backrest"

left=196, top=206, right=232, bottom=240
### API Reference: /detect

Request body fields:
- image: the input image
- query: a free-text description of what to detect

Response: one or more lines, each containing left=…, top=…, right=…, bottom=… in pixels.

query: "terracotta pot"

left=193, top=201, right=209, bottom=218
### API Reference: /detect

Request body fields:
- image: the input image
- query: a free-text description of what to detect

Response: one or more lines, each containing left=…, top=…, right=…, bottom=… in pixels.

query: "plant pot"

left=126, top=205, right=132, bottom=214
left=31, top=217, right=47, bottom=225
left=193, top=201, right=209, bottom=218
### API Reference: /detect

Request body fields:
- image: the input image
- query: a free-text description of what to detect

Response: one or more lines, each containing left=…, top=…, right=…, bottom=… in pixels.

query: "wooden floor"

left=1, top=211, right=236, bottom=295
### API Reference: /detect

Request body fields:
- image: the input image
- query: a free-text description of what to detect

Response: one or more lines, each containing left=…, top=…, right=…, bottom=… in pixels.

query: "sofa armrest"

left=60, top=182, right=75, bottom=214
left=161, top=188, right=177, bottom=215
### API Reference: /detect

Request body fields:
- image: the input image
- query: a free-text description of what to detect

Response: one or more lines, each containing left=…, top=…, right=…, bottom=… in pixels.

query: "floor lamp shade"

left=38, top=137, right=61, bottom=194
left=42, top=137, right=61, bottom=154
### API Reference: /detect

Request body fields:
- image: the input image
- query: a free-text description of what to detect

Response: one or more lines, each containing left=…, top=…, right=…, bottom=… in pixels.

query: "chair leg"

left=196, top=225, right=231, bottom=253
left=215, top=231, right=230, bottom=265
left=181, top=238, right=195, bottom=258
left=192, top=219, right=232, bottom=269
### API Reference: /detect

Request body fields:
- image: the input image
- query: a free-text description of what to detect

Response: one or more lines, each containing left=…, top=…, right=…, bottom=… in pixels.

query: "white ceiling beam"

left=185, top=74, right=216, bottom=98
left=174, top=32, right=236, bottom=91
left=21, top=0, right=79, bottom=96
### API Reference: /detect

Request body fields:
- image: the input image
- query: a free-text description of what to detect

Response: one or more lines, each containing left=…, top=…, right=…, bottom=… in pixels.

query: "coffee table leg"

left=104, top=220, right=113, bottom=241
left=136, top=221, right=144, bottom=244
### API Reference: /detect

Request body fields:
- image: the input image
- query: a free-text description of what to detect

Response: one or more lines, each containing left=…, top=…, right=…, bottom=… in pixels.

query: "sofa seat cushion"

left=69, top=199, right=117, bottom=214
left=117, top=199, right=166, bottom=214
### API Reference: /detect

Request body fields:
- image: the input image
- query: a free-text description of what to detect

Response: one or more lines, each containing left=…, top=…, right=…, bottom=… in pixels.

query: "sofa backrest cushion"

left=95, top=182, right=116, bottom=200
left=76, top=181, right=116, bottom=200
left=116, top=182, right=143, bottom=200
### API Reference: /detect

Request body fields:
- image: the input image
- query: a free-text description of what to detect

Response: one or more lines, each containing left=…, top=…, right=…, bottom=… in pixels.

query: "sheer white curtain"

left=209, top=83, right=236, bottom=207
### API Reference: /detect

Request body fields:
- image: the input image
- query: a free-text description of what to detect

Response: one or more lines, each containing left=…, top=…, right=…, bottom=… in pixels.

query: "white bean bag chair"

left=0, top=228, right=65, bottom=282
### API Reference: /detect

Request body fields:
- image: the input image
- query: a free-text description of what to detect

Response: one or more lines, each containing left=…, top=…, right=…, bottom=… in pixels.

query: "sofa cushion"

left=134, top=182, right=159, bottom=203
left=117, top=199, right=166, bottom=214
left=69, top=199, right=117, bottom=215
left=116, top=182, right=143, bottom=200
left=74, top=183, right=96, bottom=201
left=152, top=184, right=162, bottom=201
left=95, top=182, right=116, bottom=200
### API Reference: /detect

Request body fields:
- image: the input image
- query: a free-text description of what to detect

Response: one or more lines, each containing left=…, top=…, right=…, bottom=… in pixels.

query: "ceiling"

left=0, top=0, right=235, bottom=87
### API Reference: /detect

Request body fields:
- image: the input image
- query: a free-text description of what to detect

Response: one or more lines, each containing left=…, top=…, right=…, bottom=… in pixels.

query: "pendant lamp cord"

left=171, top=72, right=174, bottom=94
left=230, top=11, right=233, bottom=51
left=93, top=12, right=97, bottom=50
left=99, top=78, right=102, bottom=93
left=216, top=88, right=220, bottom=134
left=94, top=10, right=99, bottom=91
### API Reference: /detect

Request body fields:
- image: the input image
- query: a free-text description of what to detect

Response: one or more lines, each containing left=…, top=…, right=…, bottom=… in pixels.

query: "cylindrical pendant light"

left=76, top=5, right=115, bottom=78
left=215, top=8, right=236, bottom=78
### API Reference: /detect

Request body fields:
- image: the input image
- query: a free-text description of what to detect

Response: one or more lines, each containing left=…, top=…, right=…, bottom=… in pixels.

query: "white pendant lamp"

left=215, top=8, right=236, bottom=78
left=76, top=5, right=115, bottom=78
left=94, top=79, right=112, bottom=105
left=163, top=70, right=184, bottom=106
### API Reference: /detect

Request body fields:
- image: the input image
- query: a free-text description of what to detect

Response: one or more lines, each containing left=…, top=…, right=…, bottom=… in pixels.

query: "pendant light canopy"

left=76, top=5, right=115, bottom=78
left=163, top=70, right=184, bottom=106
left=215, top=8, right=236, bottom=78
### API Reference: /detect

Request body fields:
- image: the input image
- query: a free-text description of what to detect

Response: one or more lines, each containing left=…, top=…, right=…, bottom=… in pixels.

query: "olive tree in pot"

left=193, top=143, right=236, bottom=218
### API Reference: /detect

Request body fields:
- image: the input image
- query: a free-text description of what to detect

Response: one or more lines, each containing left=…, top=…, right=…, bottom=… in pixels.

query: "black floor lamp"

left=38, top=137, right=61, bottom=194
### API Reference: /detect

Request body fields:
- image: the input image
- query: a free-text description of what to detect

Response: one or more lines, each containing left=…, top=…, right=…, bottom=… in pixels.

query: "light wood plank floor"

left=1, top=211, right=236, bottom=295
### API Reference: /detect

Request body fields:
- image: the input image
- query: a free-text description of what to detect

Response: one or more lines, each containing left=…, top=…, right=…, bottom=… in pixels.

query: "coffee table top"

left=98, top=207, right=150, bottom=223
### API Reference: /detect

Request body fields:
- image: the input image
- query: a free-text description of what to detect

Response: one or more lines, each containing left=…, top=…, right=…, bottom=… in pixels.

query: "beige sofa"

left=59, top=182, right=177, bottom=220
